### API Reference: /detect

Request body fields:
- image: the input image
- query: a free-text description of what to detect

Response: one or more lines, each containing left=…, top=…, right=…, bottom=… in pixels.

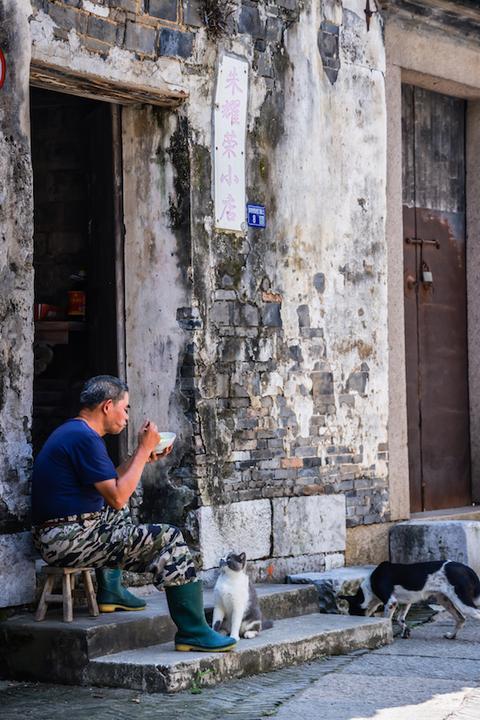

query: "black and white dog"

left=339, top=560, right=480, bottom=639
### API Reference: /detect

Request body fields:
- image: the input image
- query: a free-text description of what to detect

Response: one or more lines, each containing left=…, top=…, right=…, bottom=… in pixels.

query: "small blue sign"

left=247, top=203, right=266, bottom=228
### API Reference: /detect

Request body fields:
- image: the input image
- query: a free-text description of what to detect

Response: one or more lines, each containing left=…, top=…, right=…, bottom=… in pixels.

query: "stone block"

left=235, top=302, right=259, bottom=327
left=238, top=4, right=264, bottom=38
left=158, top=27, right=193, bottom=58
left=313, top=272, right=325, bottom=293
left=346, top=522, right=392, bottom=566
left=287, top=565, right=374, bottom=613
left=0, top=532, right=36, bottom=607
left=312, top=371, right=334, bottom=396
left=86, top=15, right=118, bottom=44
left=197, top=500, right=272, bottom=569
left=277, top=0, right=298, bottom=9
left=210, top=300, right=232, bottom=325
left=255, top=51, right=274, bottom=78
left=109, top=0, right=137, bottom=10
left=297, top=304, right=310, bottom=328
left=266, top=16, right=283, bottom=42
left=389, top=520, right=480, bottom=576
left=183, top=0, right=203, bottom=27
left=148, top=0, right=178, bottom=21
left=124, top=20, right=157, bottom=55
left=47, top=3, right=87, bottom=33
left=346, top=365, right=369, bottom=395
left=273, top=495, right=346, bottom=557
left=261, top=303, right=282, bottom=327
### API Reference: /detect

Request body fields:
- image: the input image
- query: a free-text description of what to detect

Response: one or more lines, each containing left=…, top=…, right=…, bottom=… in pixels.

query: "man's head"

left=79, top=376, right=129, bottom=435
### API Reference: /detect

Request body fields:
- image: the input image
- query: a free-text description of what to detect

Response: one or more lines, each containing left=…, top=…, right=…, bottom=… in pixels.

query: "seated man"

left=31, top=375, right=235, bottom=653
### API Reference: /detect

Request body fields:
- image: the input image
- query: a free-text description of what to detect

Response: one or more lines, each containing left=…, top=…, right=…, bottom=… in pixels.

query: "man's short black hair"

left=79, top=376, right=128, bottom=409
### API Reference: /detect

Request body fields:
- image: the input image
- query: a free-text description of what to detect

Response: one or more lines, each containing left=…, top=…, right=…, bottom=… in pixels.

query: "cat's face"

left=219, top=551, right=246, bottom=573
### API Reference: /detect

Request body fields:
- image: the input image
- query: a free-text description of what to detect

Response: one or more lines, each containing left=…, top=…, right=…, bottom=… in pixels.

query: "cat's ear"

left=238, top=552, right=246, bottom=565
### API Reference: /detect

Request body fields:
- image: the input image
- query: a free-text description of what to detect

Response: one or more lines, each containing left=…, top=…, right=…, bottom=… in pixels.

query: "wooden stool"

left=35, top=566, right=100, bottom=623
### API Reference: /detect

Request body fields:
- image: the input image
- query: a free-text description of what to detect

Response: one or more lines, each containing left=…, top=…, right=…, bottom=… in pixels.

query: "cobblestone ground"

left=2, top=610, right=480, bottom=720
left=1, top=654, right=355, bottom=720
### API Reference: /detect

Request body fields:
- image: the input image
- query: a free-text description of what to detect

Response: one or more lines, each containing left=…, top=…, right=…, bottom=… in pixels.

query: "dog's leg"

left=383, top=594, right=398, bottom=620
left=433, top=595, right=465, bottom=639
left=397, top=603, right=412, bottom=639
left=365, top=600, right=383, bottom=617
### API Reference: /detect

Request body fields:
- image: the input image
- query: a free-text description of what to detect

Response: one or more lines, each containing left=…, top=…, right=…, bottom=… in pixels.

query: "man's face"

left=103, top=392, right=129, bottom=435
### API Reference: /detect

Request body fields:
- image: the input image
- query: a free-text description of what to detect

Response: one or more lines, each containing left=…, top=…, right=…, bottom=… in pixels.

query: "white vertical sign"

left=214, top=53, right=248, bottom=233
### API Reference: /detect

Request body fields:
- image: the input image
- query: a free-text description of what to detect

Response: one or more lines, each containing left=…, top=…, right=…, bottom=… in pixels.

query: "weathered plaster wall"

left=122, top=105, right=197, bottom=526
left=0, top=0, right=392, bottom=603
left=0, top=0, right=36, bottom=606
left=184, top=0, right=389, bottom=579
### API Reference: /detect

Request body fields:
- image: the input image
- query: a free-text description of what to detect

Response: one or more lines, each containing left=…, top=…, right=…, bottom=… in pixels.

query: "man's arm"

left=94, top=421, right=160, bottom=510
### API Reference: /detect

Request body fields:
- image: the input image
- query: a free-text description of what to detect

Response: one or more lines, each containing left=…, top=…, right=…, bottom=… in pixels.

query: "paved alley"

left=2, top=610, right=480, bottom=720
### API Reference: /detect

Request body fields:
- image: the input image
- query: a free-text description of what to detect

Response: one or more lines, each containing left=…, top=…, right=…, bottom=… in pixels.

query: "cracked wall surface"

left=0, top=0, right=35, bottom=605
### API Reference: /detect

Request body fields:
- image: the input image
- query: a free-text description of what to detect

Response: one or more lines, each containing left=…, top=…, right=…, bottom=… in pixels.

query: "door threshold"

left=410, top=505, right=480, bottom=521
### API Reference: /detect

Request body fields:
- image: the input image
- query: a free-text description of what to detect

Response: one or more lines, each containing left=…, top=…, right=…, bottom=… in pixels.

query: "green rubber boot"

left=165, top=581, right=237, bottom=652
left=95, top=568, right=146, bottom=612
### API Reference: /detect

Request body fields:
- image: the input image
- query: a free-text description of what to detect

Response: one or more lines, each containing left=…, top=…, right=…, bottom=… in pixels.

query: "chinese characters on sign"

left=214, top=54, right=248, bottom=232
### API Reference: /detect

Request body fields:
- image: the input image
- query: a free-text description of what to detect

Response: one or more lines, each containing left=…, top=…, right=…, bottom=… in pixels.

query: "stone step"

left=389, top=520, right=480, bottom=576
left=86, top=613, right=392, bottom=693
left=287, top=565, right=375, bottom=612
left=0, top=584, right=319, bottom=685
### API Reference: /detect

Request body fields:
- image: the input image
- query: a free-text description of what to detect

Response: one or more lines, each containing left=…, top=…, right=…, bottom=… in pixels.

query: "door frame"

left=386, top=17, right=480, bottom=519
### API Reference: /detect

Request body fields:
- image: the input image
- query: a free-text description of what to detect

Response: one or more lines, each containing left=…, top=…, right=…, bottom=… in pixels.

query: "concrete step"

left=87, top=613, right=392, bottom=693
left=0, top=584, right=319, bottom=685
left=287, top=565, right=375, bottom=612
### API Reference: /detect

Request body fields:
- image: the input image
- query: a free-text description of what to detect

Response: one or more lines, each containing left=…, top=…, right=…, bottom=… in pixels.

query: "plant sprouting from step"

left=190, top=668, right=213, bottom=694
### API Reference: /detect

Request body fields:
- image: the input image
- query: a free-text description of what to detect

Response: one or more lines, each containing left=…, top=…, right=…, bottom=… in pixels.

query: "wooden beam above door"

left=30, top=59, right=188, bottom=108
left=380, top=0, right=480, bottom=42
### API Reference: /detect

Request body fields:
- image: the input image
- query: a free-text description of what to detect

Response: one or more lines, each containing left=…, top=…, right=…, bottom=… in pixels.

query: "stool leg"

left=62, top=573, right=73, bottom=623
left=83, top=570, right=100, bottom=617
left=35, top=575, right=55, bottom=622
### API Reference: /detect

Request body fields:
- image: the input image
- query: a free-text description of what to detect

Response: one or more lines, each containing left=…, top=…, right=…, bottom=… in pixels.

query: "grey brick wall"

left=34, top=0, right=194, bottom=59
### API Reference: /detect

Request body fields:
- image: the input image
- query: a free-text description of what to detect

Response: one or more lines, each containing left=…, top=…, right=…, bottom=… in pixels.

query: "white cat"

left=212, top=551, right=273, bottom=641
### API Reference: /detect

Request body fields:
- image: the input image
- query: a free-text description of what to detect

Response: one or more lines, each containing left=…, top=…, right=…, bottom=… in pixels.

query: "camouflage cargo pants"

left=32, top=506, right=197, bottom=587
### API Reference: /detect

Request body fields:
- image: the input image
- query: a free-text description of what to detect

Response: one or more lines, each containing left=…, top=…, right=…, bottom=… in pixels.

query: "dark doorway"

left=31, top=88, right=125, bottom=462
left=402, top=84, right=471, bottom=512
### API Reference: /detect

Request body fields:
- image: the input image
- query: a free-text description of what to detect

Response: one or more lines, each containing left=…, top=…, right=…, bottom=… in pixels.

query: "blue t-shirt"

left=32, top=419, right=117, bottom=524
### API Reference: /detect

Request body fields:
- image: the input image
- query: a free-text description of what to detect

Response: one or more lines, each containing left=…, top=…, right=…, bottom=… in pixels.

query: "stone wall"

left=185, top=0, right=390, bottom=577
left=0, top=0, right=393, bottom=604
left=0, top=0, right=36, bottom=606
left=31, top=0, right=194, bottom=61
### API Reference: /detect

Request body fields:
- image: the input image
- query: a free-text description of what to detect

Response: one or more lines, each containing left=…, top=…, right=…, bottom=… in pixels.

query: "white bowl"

left=154, top=432, right=176, bottom=453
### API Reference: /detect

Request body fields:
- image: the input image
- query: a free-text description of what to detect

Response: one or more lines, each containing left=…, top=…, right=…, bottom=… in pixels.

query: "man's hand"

left=147, top=444, right=173, bottom=463
left=138, top=420, right=160, bottom=456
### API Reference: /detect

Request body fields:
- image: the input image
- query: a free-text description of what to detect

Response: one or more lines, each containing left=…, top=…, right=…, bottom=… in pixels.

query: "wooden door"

left=402, top=84, right=471, bottom=512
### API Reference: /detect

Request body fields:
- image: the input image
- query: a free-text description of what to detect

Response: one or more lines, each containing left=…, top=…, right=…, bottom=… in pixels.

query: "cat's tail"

left=261, top=618, right=274, bottom=630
